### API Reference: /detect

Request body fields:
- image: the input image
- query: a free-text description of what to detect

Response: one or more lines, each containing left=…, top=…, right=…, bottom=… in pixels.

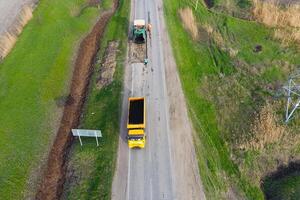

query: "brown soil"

left=35, top=1, right=119, bottom=199
left=129, top=42, right=146, bottom=63
left=96, top=41, right=119, bottom=89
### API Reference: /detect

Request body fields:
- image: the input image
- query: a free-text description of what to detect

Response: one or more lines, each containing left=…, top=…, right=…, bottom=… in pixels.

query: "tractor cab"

left=133, top=19, right=146, bottom=43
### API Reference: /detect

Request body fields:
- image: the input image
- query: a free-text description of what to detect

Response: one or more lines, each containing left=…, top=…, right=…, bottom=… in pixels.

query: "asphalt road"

left=0, top=0, right=35, bottom=35
left=111, top=0, right=206, bottom=199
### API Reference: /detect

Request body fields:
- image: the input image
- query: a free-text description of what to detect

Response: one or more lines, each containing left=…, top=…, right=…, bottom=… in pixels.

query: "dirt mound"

left=35, top=1, right=119, bottom=200
left=129, top=42, right=146, bottom=63
left=96, top=41, right=119, bottom=89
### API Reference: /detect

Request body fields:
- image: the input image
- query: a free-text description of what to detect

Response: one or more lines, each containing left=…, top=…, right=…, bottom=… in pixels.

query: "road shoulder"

left=156, top=0, right=207, bottom=198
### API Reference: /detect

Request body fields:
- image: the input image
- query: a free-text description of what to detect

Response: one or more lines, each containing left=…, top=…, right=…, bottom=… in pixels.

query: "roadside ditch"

left=261, top=161, right=300, bottom=199
left=35, top=0, right=119, bottom=199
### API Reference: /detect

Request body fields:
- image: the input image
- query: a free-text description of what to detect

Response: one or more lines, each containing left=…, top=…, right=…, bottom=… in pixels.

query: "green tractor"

left=132, top=19, right=147, bottom=44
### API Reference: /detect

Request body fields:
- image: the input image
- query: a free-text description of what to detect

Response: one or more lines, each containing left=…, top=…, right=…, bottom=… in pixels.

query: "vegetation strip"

left=61, top=0, right=129, bottom=199
left=164, top=0, right=300, bottom=199
left=0, top=1, right=102, bottom=199
left=36, top=1, right=120, bottom=199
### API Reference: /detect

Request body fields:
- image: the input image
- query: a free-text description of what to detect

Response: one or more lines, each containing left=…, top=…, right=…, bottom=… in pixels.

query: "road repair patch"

left=129, top=41, right=146, bottom=63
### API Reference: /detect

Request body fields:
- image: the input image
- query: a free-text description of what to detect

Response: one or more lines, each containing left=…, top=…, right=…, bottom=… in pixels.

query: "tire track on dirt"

left=35, top=1, right=119, bottom=199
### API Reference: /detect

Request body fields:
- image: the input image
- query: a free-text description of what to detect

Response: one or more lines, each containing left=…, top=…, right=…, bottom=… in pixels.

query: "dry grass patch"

left=203, top=23, right=239, bottom=57
left=203, top=24, right=225, bottom=45
left=274, top=28, right=300, bottom=46
left=239, top=103, right=285, bottom=150
left=70, top=4, right=82, bottom=17
left=252, top=0, right=300, bottom=46
left=178, top=8, right=199, bottom=40
left=0, top=5, right=34, bottom=59
left=252, top=0, right=300, bottom=28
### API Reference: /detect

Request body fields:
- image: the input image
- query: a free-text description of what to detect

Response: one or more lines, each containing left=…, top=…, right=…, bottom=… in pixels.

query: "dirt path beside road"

left=35, top=1, right=119, bottom=199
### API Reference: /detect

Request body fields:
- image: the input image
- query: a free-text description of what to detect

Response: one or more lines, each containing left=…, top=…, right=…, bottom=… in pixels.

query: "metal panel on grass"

left=71, top=129, right=102, bottom=146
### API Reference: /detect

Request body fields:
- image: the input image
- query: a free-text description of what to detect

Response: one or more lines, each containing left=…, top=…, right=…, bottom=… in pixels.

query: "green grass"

left=63, top=0, right=129, bottom=199
left=0, top=0, right=102, bottom=199
left=263, top=172, right=300, bottom=200
left=213, top=0, right=252, bottom=18
left=102, top=0, right=114, bottom=10
left=164, top=0, right=300, bottom=199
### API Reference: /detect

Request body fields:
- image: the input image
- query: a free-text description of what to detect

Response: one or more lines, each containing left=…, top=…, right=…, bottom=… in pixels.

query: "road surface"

left=0, top=0, right=36, bottom=35
left=111, top=0, right=206, bottom=199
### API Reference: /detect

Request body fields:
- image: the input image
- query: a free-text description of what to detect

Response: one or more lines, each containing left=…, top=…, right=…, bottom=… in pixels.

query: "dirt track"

left=35, top=1, right=119, bottom=199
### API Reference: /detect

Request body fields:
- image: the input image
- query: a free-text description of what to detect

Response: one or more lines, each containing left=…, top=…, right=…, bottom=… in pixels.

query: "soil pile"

left=129, top=42, right=146, bottom=63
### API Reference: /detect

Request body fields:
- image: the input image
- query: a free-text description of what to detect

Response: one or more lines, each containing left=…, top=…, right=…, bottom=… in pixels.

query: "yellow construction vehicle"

left=127, top=97, right=146, bottom=148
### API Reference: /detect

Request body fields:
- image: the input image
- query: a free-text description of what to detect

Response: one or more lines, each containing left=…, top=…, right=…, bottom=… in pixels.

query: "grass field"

left=62, top=0, right=129, bottom=199
left=164, top=0, right=300, bottom=199
left=0, top=0, right=103, bottom=199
